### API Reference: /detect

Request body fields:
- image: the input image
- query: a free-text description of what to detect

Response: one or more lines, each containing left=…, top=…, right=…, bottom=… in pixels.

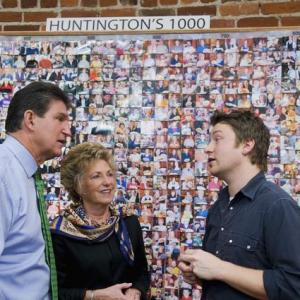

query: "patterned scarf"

left=51, top=203, right=135, bottom=266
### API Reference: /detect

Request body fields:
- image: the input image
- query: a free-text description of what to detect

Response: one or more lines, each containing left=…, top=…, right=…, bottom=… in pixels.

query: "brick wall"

left=0, top=0, right=300, bottom=31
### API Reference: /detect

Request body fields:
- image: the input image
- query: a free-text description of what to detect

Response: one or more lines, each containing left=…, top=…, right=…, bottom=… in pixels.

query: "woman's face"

left=80, top=159, right=115, bottom=207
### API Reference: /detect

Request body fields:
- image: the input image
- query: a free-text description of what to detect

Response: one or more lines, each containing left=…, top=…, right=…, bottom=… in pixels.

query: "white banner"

left=46, top=16, right=210, bottom=32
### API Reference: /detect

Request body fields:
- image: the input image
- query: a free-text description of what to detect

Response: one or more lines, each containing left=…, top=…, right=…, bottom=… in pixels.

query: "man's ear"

left=242, top=139, right=255, bottom=155
left=23, top=110, right=36, bottom=131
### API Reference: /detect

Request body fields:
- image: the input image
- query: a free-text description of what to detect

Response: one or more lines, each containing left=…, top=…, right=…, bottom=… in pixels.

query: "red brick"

left=211, top=18, right=235, bottom=28
left=240, top=3, right=259, bottom=15
left=99, top=0, right=117, bottom=6
left=140, top=8, right=176, bottom=16
left=4, top=25, right=40, bottom=31
left=238, top=17, right=278, bottom=28
left=2, top=0, right=18, bottom=8
left=24, top=12, right=57, bottom=22
left=178, top=5, right=216, bottom=15
left=82, top=0, right=98, bottom=6
left=100, top=8, right=136, bottom=16
left=180, top=0, right=199, bottom=4
left=0, top=12, right=22, bottom=22
left=21, top=0, right=37, bottom=8
left=160, top=0, right=178, bottom=4
left=220, top=4, right=239, bottom=16
left=40, top=0, right=58, bottom=7
left=220, top=3, right=258, bottom=16
left=261, top=2, right=300, bottom=15
left=61, top=0, right=78, bottom=6
left=282, top=16, right=300, bottom=26
left=141, top=0, right=158, bottom=7
left=61, top=9, right=98, bottom=17
left=201, top=0, right=217, bottom=3
left=221, top=0, right=239, bottom=2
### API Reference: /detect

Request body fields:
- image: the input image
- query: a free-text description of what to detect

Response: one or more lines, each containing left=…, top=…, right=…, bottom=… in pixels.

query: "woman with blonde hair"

left=51, top=142, right=149, bottom=300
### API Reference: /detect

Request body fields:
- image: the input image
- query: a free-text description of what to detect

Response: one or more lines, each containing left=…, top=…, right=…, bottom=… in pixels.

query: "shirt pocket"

left=203, top=211, right=222, bottom=252
left=222, top=231, right=261, bottom=268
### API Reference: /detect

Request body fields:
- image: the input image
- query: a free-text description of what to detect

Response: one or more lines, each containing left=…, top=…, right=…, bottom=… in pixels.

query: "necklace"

left=88, top=211, right=111, bottom=226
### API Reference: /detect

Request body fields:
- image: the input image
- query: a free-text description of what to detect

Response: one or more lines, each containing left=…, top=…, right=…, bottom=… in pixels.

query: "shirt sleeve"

left=202, top=203, right=216, bottom=251
left=263, top=198, right=300, bottom=300
left=0, top=178, right=12, bottom=256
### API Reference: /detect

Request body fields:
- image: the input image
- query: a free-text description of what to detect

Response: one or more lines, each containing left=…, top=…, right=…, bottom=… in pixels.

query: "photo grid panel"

left=0, top=33, right=300, bottom=299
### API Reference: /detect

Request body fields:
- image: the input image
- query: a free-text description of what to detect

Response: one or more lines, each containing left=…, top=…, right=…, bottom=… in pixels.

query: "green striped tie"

left=34, top=170, right=58, bottom=300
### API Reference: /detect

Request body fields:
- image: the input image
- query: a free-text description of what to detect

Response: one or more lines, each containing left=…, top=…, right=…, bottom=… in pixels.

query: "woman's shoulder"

left=122, top=214, right=143, bottom=233
left=123, top=214, right=139, bottom=225
left=50, top=214, right=86, bottom=242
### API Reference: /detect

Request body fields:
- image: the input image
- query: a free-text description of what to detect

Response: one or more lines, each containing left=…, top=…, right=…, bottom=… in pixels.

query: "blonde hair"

left=60, top=142, right=115, bottom=203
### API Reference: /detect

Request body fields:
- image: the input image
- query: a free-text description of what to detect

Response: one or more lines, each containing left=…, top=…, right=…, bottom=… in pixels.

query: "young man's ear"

left=23, top=110, right=36, bottom=130
left=242, top=139, right=255, bottom=155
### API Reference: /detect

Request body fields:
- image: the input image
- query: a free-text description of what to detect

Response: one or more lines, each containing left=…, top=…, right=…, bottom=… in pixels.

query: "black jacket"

left=51, top=215, right=150, bottom=300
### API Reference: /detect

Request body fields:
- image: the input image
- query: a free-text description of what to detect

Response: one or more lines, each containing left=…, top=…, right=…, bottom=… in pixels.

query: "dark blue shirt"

left=202, top=171, right=300, bottom=300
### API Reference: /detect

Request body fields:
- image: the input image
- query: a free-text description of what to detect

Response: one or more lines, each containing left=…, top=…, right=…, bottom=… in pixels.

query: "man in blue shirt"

left=0, top=82, right=71, bottom=299
left=178, top=110, right=300, bottom=299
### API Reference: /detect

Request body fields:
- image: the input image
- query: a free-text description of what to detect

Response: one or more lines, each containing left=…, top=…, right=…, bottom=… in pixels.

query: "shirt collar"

left=4, top=135, right=38, bottom=178
left=220, top=171, right=266, bottom=202
left=239, top=171, right=266, bottom=201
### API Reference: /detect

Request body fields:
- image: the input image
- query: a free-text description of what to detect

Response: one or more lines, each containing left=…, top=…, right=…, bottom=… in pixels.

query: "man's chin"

left=47, top=150, right=62, bottom=161
left=207, top=168, right=218, bottom=177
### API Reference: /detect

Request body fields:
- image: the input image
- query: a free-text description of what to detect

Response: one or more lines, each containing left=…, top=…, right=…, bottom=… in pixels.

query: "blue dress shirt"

left=0, top=135, right=50, bottom=299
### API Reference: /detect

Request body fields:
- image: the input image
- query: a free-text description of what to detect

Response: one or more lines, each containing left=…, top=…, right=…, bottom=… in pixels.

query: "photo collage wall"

left=0, top=30, right=300, bottom=299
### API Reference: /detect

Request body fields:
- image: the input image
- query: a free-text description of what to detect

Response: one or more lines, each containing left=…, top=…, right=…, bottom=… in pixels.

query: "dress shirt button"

left=247, top=245, right=251, bottom=250
left=221, top=227, right=224, bottom=231
left=229, top=206, right=234, bottom=210
left=229, top=239, right=233, bottom=243
left=216, top=250, right=219, bottom=254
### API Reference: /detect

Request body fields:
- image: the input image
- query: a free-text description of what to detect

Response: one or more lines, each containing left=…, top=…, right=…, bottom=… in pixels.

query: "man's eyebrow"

left=211, top=129, right=223, bottom=135
left=56, top=112, right=69, bottom=118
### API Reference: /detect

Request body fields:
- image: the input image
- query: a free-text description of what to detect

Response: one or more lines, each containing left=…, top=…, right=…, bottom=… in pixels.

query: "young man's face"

left=205, top=123, right=244, bottom=181
left=32, top=100, right=71, bottom=162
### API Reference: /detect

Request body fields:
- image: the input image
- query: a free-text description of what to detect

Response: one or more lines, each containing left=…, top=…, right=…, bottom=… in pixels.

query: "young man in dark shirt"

left=178, top=110, right=300, bottom=300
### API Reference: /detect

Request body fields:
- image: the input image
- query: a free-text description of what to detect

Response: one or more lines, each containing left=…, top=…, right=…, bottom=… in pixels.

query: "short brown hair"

left=6, top=81, right=71, bottom=133
left=60, top=142, right=115, bottom=203
left=210, top=110, right=270, bottom=171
